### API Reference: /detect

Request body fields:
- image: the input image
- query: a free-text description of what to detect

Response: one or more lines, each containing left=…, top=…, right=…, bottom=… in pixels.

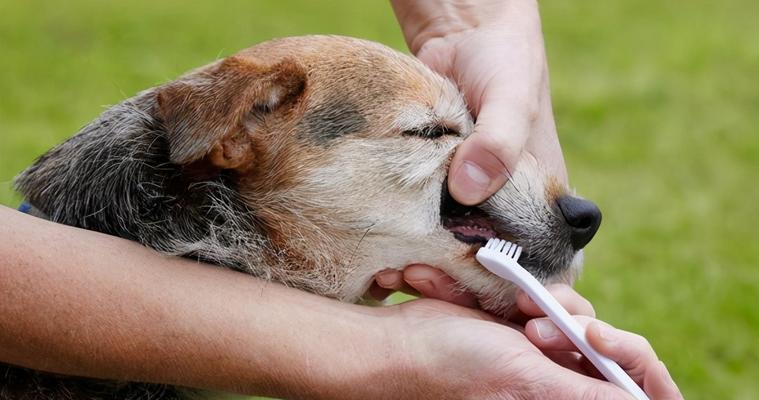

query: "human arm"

left=0, top=205, right=398, bottom=398
left=2, top=205, right=681, bottom=399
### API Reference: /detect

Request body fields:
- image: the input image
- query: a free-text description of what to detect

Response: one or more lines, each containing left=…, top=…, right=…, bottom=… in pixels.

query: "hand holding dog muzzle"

left=392, top=0, right=568, bottom=205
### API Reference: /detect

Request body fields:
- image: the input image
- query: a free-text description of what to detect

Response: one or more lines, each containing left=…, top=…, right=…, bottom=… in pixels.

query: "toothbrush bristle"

left=484, top=238, right=523, bottom=261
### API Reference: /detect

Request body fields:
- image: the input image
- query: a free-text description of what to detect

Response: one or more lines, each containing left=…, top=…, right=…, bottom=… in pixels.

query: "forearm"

left=0, top=206, right=400, bottom=398
left=390, top=0, right=541, bottom=53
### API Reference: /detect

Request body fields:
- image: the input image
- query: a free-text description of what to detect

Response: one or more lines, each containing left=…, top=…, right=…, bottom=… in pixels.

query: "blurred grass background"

left=1, top=1, right=756, bottom=399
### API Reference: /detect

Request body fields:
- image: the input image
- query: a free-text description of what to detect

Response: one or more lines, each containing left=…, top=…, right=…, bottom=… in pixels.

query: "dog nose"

left=556, top=196, right=602, bottom=250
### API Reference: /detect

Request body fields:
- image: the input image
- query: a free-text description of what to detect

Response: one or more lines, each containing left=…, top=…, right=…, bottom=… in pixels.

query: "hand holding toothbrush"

left=372, top=267, right=683, bottom=400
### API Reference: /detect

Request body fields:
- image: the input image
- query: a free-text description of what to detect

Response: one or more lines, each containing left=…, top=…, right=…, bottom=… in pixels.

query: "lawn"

left=1, top=1, right=757, bottom=399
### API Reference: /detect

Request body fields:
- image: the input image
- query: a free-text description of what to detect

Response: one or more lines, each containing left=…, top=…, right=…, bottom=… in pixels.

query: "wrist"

left=390, top=0, right=540, bottom=54
left=285, top=305, right=412, bottom=400
left=360, top=302, right=477, bottom=400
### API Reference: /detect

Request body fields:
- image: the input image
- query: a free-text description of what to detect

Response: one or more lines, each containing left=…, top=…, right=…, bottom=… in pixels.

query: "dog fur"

left=7, top=35, right=592, bottom=399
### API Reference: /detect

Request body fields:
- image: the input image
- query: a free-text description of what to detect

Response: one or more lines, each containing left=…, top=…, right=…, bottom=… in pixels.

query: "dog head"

left=153, top=35, right=602, bottom=316
left=18, top=35, right=601, bottom=317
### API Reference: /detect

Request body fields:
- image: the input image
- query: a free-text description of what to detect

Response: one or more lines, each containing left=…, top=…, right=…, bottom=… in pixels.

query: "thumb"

left=448, top=94, right=532, bottom=205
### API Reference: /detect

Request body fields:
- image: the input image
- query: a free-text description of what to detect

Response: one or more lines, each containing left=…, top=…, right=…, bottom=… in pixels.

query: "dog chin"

left=454, top=251, right=582, bottom=319
left=476, top=292, right=521, bottom=319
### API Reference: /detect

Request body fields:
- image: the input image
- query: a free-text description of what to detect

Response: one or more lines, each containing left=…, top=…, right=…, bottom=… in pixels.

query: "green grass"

left=1, top=1, right=757, bottom=399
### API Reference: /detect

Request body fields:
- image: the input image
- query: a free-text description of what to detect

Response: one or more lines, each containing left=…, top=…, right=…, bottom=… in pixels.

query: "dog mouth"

left=438, top=182, right=577, bottom=293
left=440, top=185, right=498, bottom=245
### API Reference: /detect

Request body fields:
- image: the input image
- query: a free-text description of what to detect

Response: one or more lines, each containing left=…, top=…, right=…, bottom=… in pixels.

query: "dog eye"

left=402, top=125, right=458, bottom=139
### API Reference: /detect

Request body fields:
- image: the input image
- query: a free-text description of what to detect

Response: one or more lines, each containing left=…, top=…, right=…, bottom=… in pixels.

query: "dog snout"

left=556, top=196, right=602, bottom=250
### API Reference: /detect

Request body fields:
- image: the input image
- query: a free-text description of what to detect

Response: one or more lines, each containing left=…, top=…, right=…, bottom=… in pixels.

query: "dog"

left=6, top=35, right=601, bottom=399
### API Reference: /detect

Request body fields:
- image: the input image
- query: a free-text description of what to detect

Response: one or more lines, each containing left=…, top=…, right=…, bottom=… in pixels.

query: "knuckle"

left=548, top=284, right=595, bottom=316
left=573, top=315, right=596, bottom=325
left=547, top=283, right=574, bottom=298
left=616, top=333, right=660, bottom=378
left=546, top=282, right=570, bottom=293
left=523, top=101, right=540, bottom=125
left=473, top=126, right=511, bottom=153
left=462, top=132, right=515, bottom=175
left=629, top=333, right=652, bottom=351
left=581, top=298, right=596, bottom=317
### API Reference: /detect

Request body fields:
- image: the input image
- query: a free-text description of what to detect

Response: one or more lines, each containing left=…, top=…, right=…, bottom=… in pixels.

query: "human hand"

left=391, top=0, right=568, bottom=205
left=382, top=284, right=683, bottom=399
left=517, top=287, right=683, bottom=399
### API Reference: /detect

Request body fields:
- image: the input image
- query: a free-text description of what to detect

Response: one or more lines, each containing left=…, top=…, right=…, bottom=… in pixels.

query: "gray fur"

left=14, top=91, right=268, bottom=278
left=10, top=91, right=273, bottom=400
left=298, top=98, right=368, bottom=144
left=485, top=180, right=575, bottom=280
left=8, top=87, right=374, bottom=400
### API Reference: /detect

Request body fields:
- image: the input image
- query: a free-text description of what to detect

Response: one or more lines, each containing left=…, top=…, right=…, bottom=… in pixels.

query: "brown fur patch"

left=208, top=130, right=255, bottom=170
left=544, top=175, right=569, bottom=204
left=157, top=56, right=307, bottom=165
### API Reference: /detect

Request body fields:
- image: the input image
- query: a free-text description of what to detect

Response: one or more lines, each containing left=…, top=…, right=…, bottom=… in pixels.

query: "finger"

left=415, top=37, right=455, bottom=77
left=524, top=316, right=596, bottom=352
left=367, top=282, right=394, bottom=301
left=517, top=284, right=596, bottom=317
left=523, top=318, right=608, bottom=357
left=375, top=269, right=403, bottom=290
left=542, top=350, right=605, bottom=381
left=403, top=264, right=479, bottom=308
left=374, top=269, right=420, bottom=297
left=542, top=350, right=588, bottom=375
left=586, top=322, right=660, bottom=384
left=527, top=318, right=674, bottom=395
left=448, top=94, right=533, bottom=205
left=644, top=361, right=684, bottom=400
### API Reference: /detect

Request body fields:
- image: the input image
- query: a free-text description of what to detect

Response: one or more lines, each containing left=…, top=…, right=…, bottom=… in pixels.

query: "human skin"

left=0, top=2, right=682, bottom=397
left=381, top=1, right=682, bottom=398
left=0, top=205, right=395, bottom=399
left=0, top=206, right=681, bottom=399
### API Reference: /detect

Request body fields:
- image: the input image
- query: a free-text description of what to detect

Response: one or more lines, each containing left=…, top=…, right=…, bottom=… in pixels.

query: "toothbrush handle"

left=510, top=272, right=650, bottom=400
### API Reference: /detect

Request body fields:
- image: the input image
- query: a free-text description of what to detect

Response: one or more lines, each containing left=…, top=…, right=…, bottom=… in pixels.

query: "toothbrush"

left=476, top=238, right=650, bottom=400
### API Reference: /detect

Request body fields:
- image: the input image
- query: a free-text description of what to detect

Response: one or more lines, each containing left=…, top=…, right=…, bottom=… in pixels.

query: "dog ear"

left=156, top=56, right=306, bottom=169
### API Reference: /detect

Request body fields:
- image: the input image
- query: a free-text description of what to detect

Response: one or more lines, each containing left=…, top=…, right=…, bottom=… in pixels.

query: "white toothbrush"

left=476, top=238, right=650, bottom=400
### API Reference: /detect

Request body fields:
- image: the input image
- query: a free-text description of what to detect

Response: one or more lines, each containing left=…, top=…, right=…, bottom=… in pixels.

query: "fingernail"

left=407, top=279, right=435, bottom=295
left=375, top=271, right=399, bottom=288
left=534, top=319, right=561, bottom=340
left=452, top=161, right=492, bottom=204
left=596, top=323, right=617, bottom=346
left=404, top=266, right=446, bottom=283
left=406, top=269, right=446, bottom=293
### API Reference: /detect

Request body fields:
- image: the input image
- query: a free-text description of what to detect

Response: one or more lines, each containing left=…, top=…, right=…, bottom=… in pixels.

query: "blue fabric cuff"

left=18, top=202, right=32, bottom=214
